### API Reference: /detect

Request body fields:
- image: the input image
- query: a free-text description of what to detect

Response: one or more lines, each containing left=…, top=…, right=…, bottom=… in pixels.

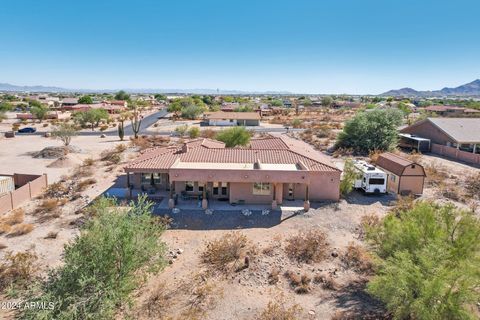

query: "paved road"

left=16, top=109, right=304, bottom=137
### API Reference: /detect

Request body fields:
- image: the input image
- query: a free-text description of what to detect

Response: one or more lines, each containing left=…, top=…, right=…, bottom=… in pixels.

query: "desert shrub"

left=99, top=124, right=109, bottom=131
left=285, top=229, right=328, bottom=263
left=200, top=129, right=216, bottom=139
left=313, top=274, right=338, bottom=290
left=36, top=198, right=65, bottom=214
left=201, top=232, right=256, bottom=273
left=366, top=202, right=480, bottom=320
left=390, top=195, right=415, bottom=215
left=76, top=178, right=97, bottom=192
left=258, top=296, right=302, bottom=320
left=73, top=165, right=94, bottom=178
left=20, top=196, right=166, bottom=320
left=340, top=159, right=358, bottom=197
left=0, top=251, right=38, bottom=292
left=143, top=283, right=171, bottom=318
left=183, top=277, right=221, bottom=318
left=44, top=231, right=58, bottom=239
left=101, top=149, right=122, bottom=164
left=175, top=124, right=189, bottom=136
left=336, top=109, right=403, bottom=154
left=341, top=242, right=374, bottom=274
left=188, top=126, right=200, bottom=138
left=283, top=270, right=311, bottom=293
left=0, top=209, right=25, bottom=226
left=465, top=173, right=480, bottom=199
left=216, top=126, right=251, bottom=147
left=82, top=157, right=95, bottom=166
left=44, top=182, right=69, bottom=198
left=8, top=223, right=34, bottom=237
left=0, top=224, right=11, bottom=235
left=424, top=162, right=448, bottom=186
left=440, top=185, right=461, bottom=202
left=268, top=268, right=280, bottom=284
left=115, top=143, right=127, bottom=153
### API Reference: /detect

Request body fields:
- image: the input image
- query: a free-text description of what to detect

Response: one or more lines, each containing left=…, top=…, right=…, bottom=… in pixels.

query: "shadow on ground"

left=345, top=191, right=396, bottom=206
left=332, top=280, right=389, bottom=319
left=153, top=206, right=297, bottom=230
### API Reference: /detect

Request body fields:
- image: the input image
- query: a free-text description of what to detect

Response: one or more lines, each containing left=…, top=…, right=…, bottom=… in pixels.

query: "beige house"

left=376, top=153, right=425, bottom=196
left=124, top=135, right=341, bottom=210
left=203, top=111, right=261, bottom=126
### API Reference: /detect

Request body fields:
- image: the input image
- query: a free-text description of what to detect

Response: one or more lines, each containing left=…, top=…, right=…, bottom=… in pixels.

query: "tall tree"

left=216, top=126, right=251, bottom=147
left=366, top=202, right=480, bottom=320
left=30, top=103, right=49, bottom=122
left=78, top=95, right=93, bottom=104
left=335, top=108, right=403, bottom=153
left=52, top=123, right=78, bottom=146
left=114, top=90, right=130, bottom=101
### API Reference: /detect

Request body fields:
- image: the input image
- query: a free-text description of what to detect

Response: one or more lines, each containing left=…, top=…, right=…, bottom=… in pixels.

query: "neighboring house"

left=203, top=111, right=261, bottom=126
left=376, top=153, right=425, bottom=196
left=333, top=101, right=362, bottom=109
left=63, top=103, right=125, bottom=114
left=61, top=97, right=79, bottom=107
left=400, top=118, right=480, bottom=154
left=422, top=105, right=480, bottom=117
left=109, top=100, right=129, bottom=108
left=124, top=135, right=341, bottom=210
left=283, top=100, right=292, bottom=108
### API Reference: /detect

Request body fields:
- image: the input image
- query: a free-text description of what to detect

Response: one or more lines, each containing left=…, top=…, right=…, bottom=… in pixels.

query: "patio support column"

left=271, top=184, right=277, bottom=209
left=202, top=184, right=208, bottom=209
left=126, top=172, right=132, bottom=198
left=168, top=181, right=175, bottom=209
left=303, top=184, right=310, bottom=212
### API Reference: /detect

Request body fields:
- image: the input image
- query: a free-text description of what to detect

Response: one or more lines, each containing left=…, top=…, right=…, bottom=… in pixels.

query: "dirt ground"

left=1, top=124, right=479, bottom=319
left=147, top=118, right=284, bottom=133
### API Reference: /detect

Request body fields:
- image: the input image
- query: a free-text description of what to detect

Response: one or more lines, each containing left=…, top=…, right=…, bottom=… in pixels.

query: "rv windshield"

left=369, top=178, right=385, bottom=185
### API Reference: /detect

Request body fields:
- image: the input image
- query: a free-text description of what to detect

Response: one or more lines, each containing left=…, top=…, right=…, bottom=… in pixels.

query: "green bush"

left=188, top=126, right=200, bottom=138
left=216, top=126, right=251, bottom=147
left=20, top=196, right=166, bottom=320
left=366, top=202, right=480, bottom=320
left=336, top=109, right=403, bottom=154
left=339, top=159, right=357, bottom=197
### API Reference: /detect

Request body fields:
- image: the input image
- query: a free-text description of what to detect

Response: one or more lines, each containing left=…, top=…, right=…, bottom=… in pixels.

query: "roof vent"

left=181, top=143, right=189, bottom=153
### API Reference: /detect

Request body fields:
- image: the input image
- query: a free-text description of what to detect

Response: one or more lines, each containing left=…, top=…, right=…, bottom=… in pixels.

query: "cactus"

left=118, top=121, right=124, bottom=141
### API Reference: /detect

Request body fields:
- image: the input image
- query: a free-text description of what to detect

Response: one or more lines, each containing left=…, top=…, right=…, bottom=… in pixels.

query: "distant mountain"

left=382, top=79, right=480, bottom=97
left=0, top=82, right=291, bottom=95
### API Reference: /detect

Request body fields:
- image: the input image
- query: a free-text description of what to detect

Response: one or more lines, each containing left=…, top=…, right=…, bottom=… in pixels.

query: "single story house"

left=124, top=135, right=341, bottom=210
left=61, top=98, right=79, bottom=107
left=63, top=103, right=126, bottom=114
left=421, top=105, right=480, bottom=117
left=203, top=111, right=261, bottom=126
left=376, top=153, right=425, bottom=196
left=400, top=118, right=480, bottom=154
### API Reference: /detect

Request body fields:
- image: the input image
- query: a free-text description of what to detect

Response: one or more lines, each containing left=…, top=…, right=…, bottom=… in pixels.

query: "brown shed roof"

left=376, top=152, right=425, bottom=176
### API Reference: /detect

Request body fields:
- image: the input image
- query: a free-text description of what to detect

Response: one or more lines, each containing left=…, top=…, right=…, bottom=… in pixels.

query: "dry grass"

left=201, top=232, right=257, bottom=273
left=36, top=198, right=66, bottom=214
left=44, top=181, right=69, bottom=198
left=313, top=274, right=338, bottom=291
left=285, top=229, right=329, bottom=263
left=8, top=223, right=34, bottom=237
left=283, top=270, right=312, bottom=294
left=142, top=283, right=172, bottom=318
left=0, top=224, right=11, bottom=235
left=115, top=143, right=127, bottom=153
left=258, top=295, right=302, bottom=320
left=0, top=250, right=38, bottom=292
left=200, top=129, right=217, bottom=139
left=465, top=173, right=480, bottom=200
left=341, top=242, right=374, bottom=274
left=101, top=149, right=122, bottom=164
left=76, top=178, right=97, bottom=192
left=73, top=165, right=94, bottom=178
left=0, top=209, right=24, bottom=226
left=424, top=162, right=449, bottom=186
left=130, top=135, right=170, bottom=151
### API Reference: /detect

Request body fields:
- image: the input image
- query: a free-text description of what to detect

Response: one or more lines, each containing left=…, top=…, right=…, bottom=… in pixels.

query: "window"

left=141, top=173, right=151, bottom=184
left=253, top=182, right=271, bottom=195
left=185, top=181, right=194, bottom=192
left=141, top=173, right=162, bottom=184
left=198, top=182, right=205, bottom=193
left=221, top=183, right=228, bottom=195
left=369, top=178, right=385, bottom=185
left=213, top=182, right=219, bottom=195
left=390, top=175, right=396, bottom=182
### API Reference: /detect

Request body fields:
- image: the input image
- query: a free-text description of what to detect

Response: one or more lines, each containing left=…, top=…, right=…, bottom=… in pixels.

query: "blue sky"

left=1, top=0, right=479, bottom=94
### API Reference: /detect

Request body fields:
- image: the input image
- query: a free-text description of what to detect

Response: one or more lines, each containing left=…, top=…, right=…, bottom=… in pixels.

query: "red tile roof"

left=125, top=136, right=339, bottom=172
left=204, top=111, right=260, bottom=120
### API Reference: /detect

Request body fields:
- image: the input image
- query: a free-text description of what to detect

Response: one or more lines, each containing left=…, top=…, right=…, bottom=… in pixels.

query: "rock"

left=177, top=248, right=183, bottom=254
left=100, top=134, right=106, bottom=138
left=44, top=132, right=51, bottom=137
left=308, top=310, right=316, bottom=315
left=168, top=259, right=173, bottom=264
left=172, top=254, right=177, bottom=259
left=331, top=251, right=339, bottom=258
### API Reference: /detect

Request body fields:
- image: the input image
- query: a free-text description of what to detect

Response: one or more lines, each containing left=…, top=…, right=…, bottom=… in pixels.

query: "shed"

left=376, top=153, right=426, bottom=196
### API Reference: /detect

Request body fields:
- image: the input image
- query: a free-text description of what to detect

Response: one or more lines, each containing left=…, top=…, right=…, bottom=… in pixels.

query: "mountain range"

left=382, top=79, right=480, bottom=97
left=0, top=83, right=291, bottom=95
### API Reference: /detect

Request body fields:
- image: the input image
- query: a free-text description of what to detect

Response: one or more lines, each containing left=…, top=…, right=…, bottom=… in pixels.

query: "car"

left=17, top=127, right=37, bottom=133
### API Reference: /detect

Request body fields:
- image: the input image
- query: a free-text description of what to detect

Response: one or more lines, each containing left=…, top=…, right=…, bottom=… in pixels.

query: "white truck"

left=352, top=160, right=387, bottom=194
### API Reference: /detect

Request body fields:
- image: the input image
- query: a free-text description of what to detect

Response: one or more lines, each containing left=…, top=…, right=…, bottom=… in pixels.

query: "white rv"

left=352, top=160, right=387, bottom=194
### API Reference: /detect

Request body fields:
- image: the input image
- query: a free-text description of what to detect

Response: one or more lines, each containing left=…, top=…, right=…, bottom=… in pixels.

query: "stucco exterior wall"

left=399, top=176, right=424, bottom=195
left=401, top=121, right=454, bottom=145
left=229, top=182, right=274, bottom=204
left=0, top=174, right=48, bottom=215
left=431, top=144, right=480, bottom=165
